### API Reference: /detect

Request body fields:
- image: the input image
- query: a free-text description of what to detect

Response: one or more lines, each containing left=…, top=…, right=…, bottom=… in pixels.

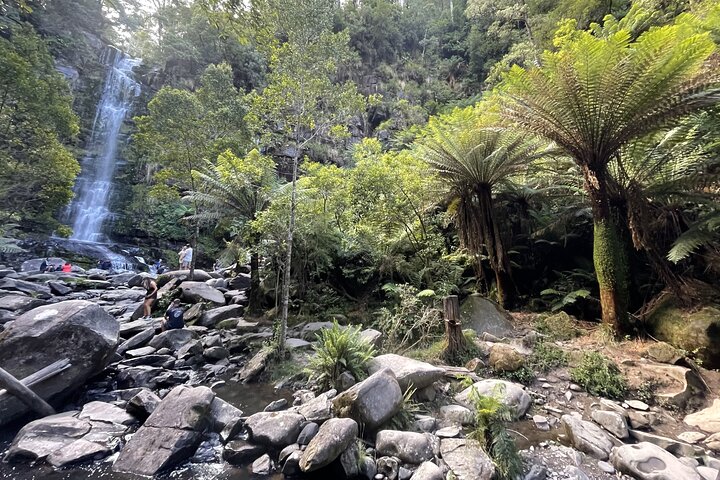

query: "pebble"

left=569, top=384, right=582, bottom=392
left=435, top=426, right=461, bottom=438
left=564, top=391, right=573, bottom=401
left=597, top=460, right=615, bottom=474
left=542, top=383, right=552, bottom=389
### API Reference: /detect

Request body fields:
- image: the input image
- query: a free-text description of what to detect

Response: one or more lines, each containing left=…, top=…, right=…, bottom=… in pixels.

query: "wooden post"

left=443, top=295, right=467, bottom=364
left=0, top=366, right=56, bottom=417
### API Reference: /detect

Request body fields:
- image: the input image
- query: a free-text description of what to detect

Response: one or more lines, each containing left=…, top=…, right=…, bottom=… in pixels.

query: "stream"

left=0, top=382, right=294, bottom=480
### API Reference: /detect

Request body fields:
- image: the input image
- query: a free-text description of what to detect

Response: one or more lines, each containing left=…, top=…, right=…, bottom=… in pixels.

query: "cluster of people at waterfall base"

left=39, top=259, right=72, bottom=273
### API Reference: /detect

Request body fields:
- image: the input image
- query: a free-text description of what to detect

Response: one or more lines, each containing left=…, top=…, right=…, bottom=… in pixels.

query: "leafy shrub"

left=497, top=365, right=535, bottom=385
left=305, top=321, right=375, bottom=390
left=570, top=352, right=627, bottom=399
left=387, top=386, right=422, bottom=430
left=466, top=384, right=523, bottom=480
left=528, top=342, right=568, bottom=373
left=535, top=312, right=581, bottom=341
left=375, top=283, right=443, bottom=352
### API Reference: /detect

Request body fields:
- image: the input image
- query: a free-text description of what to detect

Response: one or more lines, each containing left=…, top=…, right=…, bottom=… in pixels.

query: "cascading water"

left=56, top=47, right=142, bottom=270
left=66, top=48, right=141, bottom=243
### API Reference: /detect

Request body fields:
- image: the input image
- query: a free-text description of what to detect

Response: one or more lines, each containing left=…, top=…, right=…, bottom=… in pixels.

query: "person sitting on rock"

left=162, top=299, right=185, bottom=331
left=40, top=258, right=48, bottom=273
left=61, top=262, right=72, bottom=273
left=142, top=277, right=158, bottom=320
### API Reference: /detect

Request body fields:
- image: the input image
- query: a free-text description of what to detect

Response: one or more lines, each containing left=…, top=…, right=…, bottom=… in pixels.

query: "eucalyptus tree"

left=417, top=107, right=547, bottom=308
left=499, top=21, right=720, bottom=332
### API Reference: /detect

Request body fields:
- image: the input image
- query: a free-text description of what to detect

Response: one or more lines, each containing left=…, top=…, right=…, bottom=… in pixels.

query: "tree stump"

left=443, top=295, right=467, bottom=364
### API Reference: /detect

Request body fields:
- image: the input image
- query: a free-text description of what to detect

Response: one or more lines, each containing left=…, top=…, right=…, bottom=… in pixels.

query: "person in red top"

left=61, top=262, right=72, bottom=273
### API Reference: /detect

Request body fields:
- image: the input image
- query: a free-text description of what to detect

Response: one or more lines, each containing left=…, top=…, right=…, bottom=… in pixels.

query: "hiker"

left=61, top=262, right=72, bottom=273
left=141, top=277, right=158, bottom=320
left=178, top=245, right=187, bottom=269
left=162, top=298, right=185, bottom=331
left=181, top=244, right=193, bottom=269
left=39, top=258, right=48, bottom=273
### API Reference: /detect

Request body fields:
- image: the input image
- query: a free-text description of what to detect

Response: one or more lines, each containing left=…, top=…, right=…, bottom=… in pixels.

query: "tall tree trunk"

left=249, top=251, right=261, bottom=315
left=582, top=164, right=630, bottom=333
left=277, top=153, right=299, bottom=354
left=476, top=186, right=515, bottom=309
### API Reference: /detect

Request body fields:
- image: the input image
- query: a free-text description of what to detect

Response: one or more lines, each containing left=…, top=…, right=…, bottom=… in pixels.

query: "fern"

left=668, top=212, right=720, bottom=262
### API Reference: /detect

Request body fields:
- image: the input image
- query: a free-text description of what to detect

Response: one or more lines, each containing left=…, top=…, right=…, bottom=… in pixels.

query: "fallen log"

left=0, top=366, right=56, bottom=417
left=0, top=359, right=71, bottom=397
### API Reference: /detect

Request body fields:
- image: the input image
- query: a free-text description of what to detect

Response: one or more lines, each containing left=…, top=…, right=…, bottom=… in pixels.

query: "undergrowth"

left=534, top=312, right=581, bottom=341
left=305, top=321, right=375, bottom=391
left=386, top=386, right=422, bottom=430
left=465, top=381, right=523, bottom=480
left=570, top=351, right=627, bottom=399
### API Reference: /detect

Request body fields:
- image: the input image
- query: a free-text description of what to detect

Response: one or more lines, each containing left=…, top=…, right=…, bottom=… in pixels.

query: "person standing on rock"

left=178, top=245, right=187, bottom=269
left=162, top=299, right=185, bottom=331
left=142, top=277, right=158, bottom=320
left=182, top=244, right=193, bottom=270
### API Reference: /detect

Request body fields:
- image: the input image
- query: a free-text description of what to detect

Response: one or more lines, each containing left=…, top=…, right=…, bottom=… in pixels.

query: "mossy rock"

left=535, top=312, right=581, bottom=341
left=649, top=298, right=720, bottom=369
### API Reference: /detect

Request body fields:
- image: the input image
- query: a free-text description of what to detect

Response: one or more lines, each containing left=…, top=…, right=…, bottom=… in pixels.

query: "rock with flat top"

left=375, top=430, right=434, bottom=464
left=244, top=411, right=304, bottom=447
left=685, top=399, right=720, bottom=433
left=180, top=281, right=225, bottom=305
left=611, top=442, right=701, bottom=480
left=440, top=438, right=495, bottom=480
left=367, top=354, right=444, bottom=390
left=562, top=414, right=614, bottom=460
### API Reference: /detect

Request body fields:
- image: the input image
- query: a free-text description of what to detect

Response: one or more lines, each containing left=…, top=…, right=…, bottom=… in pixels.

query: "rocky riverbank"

left=1, top=260, right=720, bottom=480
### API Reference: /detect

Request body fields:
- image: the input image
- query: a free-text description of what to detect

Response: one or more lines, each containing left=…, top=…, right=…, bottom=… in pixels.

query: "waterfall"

left=67, top=47, right=141, bottom=243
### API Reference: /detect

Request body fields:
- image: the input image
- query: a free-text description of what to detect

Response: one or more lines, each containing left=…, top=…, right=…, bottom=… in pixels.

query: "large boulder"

left=0, top=294, right=46, bottom=314
left=649, top=299, right=720, bottom=368
left=99, top=288, right=146, bottom=303
left=611, top=442, right=701, bottom=480
left=332, top=368, right=403, bottom=431
left=198, top=304, right=244, bottom=328
left=367, top=354, right=444, bottom=390
left=454, top=379, right=531, bottom=420
left=440, top=438, right=495, bottom=480
left=620, top=359, right=704, bottom=408
left=461, top=294, right=513, bottom=337
left=157, top=270, right=212, bottom=287
left=0, top=300, right=119, bottom=426
left=375, top=430, right=434, bottom=464
left=562, top=414, right=614, bottom=460
left=20, top=257, right=65, bottom=272
left=244, top=411, right=305, bottom=447
left=148, top=329, right=198, bottom=351
left=685, top=399, right=720, bottom=434
left=299, top=417, right=358, bottom=472
left=179, top=281, right=225, bottom=306
left=113, top=386, right=215, bottom=476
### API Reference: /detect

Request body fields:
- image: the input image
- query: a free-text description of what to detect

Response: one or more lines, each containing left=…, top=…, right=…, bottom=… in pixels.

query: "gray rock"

left=245, top=411, right=304, bottom=447
left=0, top=300, right=119, bottom=426
left=0, top=294, right=46, bottom=313
left=591, top=410, right=629, bottom=439
left=46, top=438, right=110, bottom=467
left=563, top=466, right=590, bottom=480
left=455, top=379, right=531, bottom=420
left=126, top=389, right=161, bottom=419
left=180, top=281, right=225, bottom=305
left=533, top=415, right=550, bottom=431
left=332, top=368, right=403, bottom=431
left=377, top=456, right=400, bottom=480
left=440, top=438, right=495, bottom=480
left=300, top=321, right=335, bottom=340
left=698, top=466, right=720, bottom=480
left=376, top=430, right=434, bottom=464
left=222, top=440, right=265, bottom=465
left=685, top=399, right=720, bottom=433
left=629, top=429, right=703, bottom=458
left=203, top=346, right=229, bottom=361
left=412, top=461, right=443, bottom=480
left=282, top=450, right=303, bottom=476
left=360, top=328, right=383, bottom=348
left=116, top=366, right=165, bottom=389
left=117, top=327, right=156, bottom=355
left=368, top=354, right=444, bottom=390
left=78, top=401, right=136, bottom=426
left=338, top=371, right=357, bottom=391
left=252, top=453, right=273, bottom=475
left=435, top=426, right=461, bottom=438
left=300, top=417, right=358, bottom=472
left=440, top=405, right=474, bottom=426
left=209, top=397, right=244, bottom=442
left=113, top=386, right=215, bottom=476
left=677, top=431, right=706, bottom=444
left=198, top=304, right=243, bottom=327
left=626, top=399, right=650, bottom=411
left=611, top=442, right=701, bottom=480
left=524, top=464, right=547, bottom=480
left=562, top=414, right=614, bottom=460
left=461, top=294, right=513, bottom=337
left=148, top=329, right=198, bottom=351
left=100, top=288, right=146, bottom=303
left=264, top=399, right=288, bottom=412
left=126, top=346, right=157, bottom=357
left=597, top=461, right=615, bottom=474
left=297, top=422, right=319, bottom=445
left=340, top=440, right=360, bottom=477
left=5, top=413, right=91, bottom=462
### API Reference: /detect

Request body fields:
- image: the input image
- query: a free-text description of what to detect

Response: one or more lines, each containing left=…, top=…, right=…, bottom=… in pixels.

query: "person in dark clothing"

left=163, top=299, right=185, bottom=331
left=142, top=277, right=158, bottom=320
left=39, top=259, right=48, bottom=273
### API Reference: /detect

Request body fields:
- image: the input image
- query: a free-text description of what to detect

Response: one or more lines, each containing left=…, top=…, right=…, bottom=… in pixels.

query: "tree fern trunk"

left=582, top=164, right=630, bottom=334
left=249, top=251, right=261, bottom=315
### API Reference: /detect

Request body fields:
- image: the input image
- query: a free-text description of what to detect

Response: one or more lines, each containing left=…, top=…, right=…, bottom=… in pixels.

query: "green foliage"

left=0, top=224, right=25, bottom=254
left=0, top=24, right=80, bottom=232
left=528, top=342, right=568, bottom=373
left=387, top=386, right=422, bottom=430
left=498, top=366, right=535, bottom=386
left=467, top=385, right=524, bottom=480
left=534, top=312, right=581, bottom=341
left=375, top=284, right=444, bottom=353
left=570, top=351, right=628, bottom=399
left=305, top=321, right=376, bottom=391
